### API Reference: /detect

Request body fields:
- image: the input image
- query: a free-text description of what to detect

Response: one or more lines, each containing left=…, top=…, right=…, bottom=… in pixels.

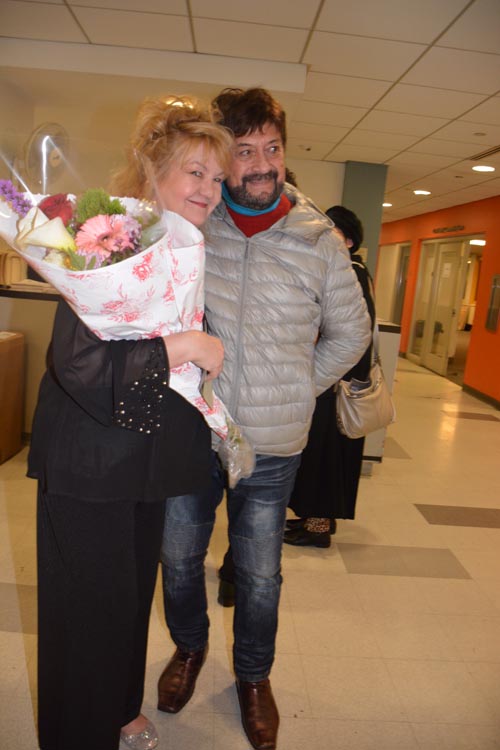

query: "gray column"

left=341, top=161, right=387, bottom=277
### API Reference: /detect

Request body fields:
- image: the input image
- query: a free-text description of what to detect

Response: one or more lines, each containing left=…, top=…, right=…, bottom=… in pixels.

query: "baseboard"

left=462, top=385, right=500, bottom=411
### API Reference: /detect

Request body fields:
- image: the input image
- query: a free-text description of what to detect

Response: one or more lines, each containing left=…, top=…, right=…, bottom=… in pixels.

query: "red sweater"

left=226, top=194, right=292, bottom=237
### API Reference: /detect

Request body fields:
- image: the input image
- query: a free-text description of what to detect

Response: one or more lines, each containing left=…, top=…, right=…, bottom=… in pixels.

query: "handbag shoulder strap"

left=372, top=321, right=385, bottom=370
left=351, top=259, right=379, bottom=365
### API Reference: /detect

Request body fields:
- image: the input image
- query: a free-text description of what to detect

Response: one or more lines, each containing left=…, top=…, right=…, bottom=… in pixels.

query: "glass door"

left=422, top=241, right=464, bottom=375
left=409, top=242, right=436, bottom=358
left=392, top=244, right=411, bottom=325
left=408, top=238, right=469, bottom=375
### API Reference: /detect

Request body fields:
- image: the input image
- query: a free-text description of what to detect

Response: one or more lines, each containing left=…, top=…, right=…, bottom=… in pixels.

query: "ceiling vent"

left=469, top=145, right=500, bottom=160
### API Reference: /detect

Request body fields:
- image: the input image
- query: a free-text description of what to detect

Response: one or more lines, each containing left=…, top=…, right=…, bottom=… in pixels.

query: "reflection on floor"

left=1, top=358, right=500, bottom=750
left=446, top=329, right=471, bottom=386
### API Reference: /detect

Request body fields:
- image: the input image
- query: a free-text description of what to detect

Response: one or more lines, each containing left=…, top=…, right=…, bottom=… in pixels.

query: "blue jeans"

left=161, top=451, right=301, bottom=682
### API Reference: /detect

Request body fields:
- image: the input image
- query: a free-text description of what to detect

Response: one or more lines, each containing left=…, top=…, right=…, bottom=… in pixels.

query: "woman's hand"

left=162, top=330, right=224, bottom=381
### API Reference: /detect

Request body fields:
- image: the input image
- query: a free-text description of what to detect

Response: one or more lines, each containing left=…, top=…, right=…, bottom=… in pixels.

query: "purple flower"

left=0, top=180, right=32, bottom=217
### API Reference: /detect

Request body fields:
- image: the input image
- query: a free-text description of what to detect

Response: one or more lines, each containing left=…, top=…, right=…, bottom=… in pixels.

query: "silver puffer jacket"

left=204, top=185, right=371, bottom=456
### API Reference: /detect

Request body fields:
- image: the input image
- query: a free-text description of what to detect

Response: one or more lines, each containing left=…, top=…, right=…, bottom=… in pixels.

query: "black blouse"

left=27, top=301, right=211, bottom=502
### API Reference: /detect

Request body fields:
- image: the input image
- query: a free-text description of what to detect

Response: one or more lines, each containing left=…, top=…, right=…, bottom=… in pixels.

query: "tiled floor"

left=1, top=358, right=500, bottom=749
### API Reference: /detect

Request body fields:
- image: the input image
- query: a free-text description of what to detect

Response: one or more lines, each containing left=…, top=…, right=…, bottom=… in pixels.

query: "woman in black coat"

left=284, top=205, right=376, bottom=548
left=30, top=96, right=232, bottom=750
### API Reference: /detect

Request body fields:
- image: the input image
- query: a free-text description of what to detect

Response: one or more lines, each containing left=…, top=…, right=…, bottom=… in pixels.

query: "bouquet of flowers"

left=0, top=180, right=255, bottom=482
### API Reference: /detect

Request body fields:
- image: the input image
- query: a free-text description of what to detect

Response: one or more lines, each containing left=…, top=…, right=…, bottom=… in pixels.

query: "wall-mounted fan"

left=19, top=122, right=69, bottom=193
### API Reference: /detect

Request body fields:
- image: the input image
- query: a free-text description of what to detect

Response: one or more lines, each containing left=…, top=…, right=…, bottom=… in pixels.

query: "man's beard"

left=227, top=170, right=284, bottom=210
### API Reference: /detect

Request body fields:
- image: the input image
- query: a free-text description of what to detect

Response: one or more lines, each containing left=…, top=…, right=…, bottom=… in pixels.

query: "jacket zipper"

left=229, top=237, right=250, bottom=417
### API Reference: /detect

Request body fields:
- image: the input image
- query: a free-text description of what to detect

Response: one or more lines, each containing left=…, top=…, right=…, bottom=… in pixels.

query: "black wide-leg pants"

left=37, top=488, right=166, bottom=750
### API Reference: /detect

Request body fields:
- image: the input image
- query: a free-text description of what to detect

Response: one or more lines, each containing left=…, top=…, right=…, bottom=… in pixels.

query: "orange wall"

left=379, top=195, right=500, bottom=404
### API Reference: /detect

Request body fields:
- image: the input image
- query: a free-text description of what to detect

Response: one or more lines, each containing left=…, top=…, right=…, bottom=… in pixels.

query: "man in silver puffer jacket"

left=158, top=88, right=371, bottom=750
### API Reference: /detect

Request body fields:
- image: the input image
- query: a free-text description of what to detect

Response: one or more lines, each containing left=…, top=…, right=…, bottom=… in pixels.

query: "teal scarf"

left=222, top=183, right=281, bottom=216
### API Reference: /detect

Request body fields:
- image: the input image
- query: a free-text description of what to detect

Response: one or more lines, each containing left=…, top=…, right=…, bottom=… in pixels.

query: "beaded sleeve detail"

left=113, top=339, right=169, bottom=434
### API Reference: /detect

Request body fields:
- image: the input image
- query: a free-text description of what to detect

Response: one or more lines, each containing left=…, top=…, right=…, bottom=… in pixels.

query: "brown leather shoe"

left=236, top=678, right=279, bottom=750
left=157, top=645, right=208, bottom=713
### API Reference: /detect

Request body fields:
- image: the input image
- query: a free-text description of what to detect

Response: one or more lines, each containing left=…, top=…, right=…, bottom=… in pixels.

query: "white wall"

left=0, top=80, right=34, bottom=180
left=287, top=158, right=345, bottom=213
left=375, top=244, right=401, bottom=322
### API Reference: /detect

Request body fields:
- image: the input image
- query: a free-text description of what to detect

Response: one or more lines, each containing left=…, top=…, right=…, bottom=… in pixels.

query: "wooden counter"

left=0, top=288, right=58, bottom=434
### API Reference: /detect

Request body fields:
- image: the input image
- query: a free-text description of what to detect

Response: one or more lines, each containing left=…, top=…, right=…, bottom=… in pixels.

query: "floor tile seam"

left=408, top=719, right=500, bottom=727
left=280, top=624, right=314, bottom=717
left=432, top=611, right=500, bottom=621
left=379, top=657, right=499, bottom=730
left=378, top=655, right=475, bottom=665
left=428, top=610, right=484, bottom=660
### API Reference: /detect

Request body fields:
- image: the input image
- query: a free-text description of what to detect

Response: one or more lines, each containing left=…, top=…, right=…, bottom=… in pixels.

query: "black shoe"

left=217, top=576, right=235, bottom=607
left=285, top=517, right=306, bottom=530
left=283, top=526, right=331, bottom=548
left=285, top=517, right=337, bottom=535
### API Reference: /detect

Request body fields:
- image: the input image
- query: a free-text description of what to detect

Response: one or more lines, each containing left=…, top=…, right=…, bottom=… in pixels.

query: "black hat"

left=326, top=205, right=363, bottom=253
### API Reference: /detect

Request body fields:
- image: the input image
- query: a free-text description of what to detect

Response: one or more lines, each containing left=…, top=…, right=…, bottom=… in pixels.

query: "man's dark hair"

left=212, top=88, right=287, bottom=146
left=285, top=168, right=298, bottom=187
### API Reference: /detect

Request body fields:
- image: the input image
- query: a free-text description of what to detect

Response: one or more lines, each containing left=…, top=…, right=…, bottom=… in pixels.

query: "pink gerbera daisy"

left=75, top=214, right=140, bottom=266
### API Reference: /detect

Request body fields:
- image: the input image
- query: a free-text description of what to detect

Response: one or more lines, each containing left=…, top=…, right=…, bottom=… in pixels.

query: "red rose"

left=38, top=193, right=73, bottom=225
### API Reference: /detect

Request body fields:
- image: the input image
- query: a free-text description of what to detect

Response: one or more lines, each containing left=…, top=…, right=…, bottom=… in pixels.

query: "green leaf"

left=65, top=248, right=86, bottom=271
left=75, top=188, right=126, bottom=224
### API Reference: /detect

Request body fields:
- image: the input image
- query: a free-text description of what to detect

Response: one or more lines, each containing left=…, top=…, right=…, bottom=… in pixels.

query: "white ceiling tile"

left=304, top=72, right=391, bottom=108
left=73, top=7, right=192, bottom=50
left=384, top=189, right=436, bottom=210
left=402, top=47, right=500, bottom=94
left=69, top=0, right=186, bottom=11
left=409, top=138, right=481, bottom=158
left=325, top=144, right=399, bottom=162
left=377, top=83, right=485, bottom=119
left=288, top=122, right=349, bottom=143
left=190, top=0, right=319, bottom=28
left=286, top=138, right=334, bottom=160
left=343, top=129, right=419, bottom=150
left=0, top=0, right=87, bottom=42
left=361, top=110, right=448, bottom=137
left=388, top=152, right=461, bottom=169
left=294, top=100, right=366, bottom=128
left=460, top=96, right=500, bottom=127
left=317, top=0, right=467, bottom=44
left=193, top=18, right=307, bottom=62
left=385, top=163, right=432, bottom=187
left=305, top=31, right=426, bottom=80
left=461, top=177, right=500, bottom=196
left=431, top=120, right=500, bottom=146
left=441, top=154, right=500, bottom=174
left=384, top=186, right=423, bottom=202
left=409, top=170, right=486, bottom=193
left=438, top=0, right=500, bottom=54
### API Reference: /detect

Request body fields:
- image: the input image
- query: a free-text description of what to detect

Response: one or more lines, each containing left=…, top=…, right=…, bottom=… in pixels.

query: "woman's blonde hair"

left=110, top=95, right=234, bottom=199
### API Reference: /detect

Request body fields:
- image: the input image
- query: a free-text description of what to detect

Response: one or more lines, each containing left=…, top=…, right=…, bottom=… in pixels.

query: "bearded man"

left=157, top=88, right=371, bottom=750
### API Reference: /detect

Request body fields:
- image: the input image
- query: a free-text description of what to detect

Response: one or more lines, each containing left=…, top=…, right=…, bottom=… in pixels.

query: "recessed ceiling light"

left=472, top=165, right=495, bottom=172
left=382, top=202, right=392, bottom=207
left=414, top=189, right=431, bottom=195
left=469, top=239, right=486, bottom=246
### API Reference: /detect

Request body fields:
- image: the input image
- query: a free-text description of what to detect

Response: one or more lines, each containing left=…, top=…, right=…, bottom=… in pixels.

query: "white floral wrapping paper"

left=0, top=196, right=229, bottom=437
